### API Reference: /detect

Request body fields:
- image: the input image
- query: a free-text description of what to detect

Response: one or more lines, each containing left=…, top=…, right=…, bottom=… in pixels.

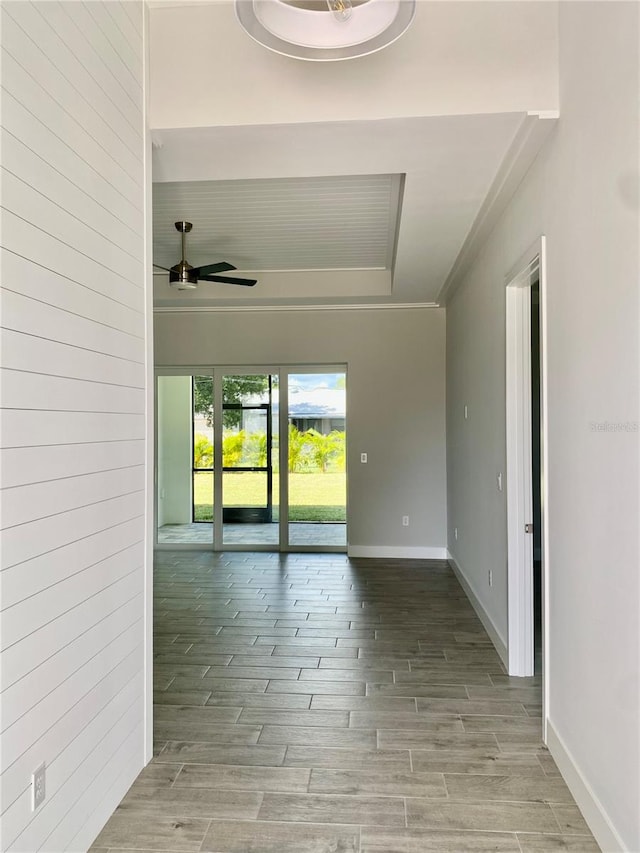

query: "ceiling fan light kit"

left=235, top=0, right=416, bottom=61
left=155, top=221, right=257, bottom=291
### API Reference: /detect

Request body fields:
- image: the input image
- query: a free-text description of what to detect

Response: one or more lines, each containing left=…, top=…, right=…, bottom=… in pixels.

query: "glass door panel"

left=287, top=372, right=347, bottom=548
left=157, top=374, right=213, bottom=545
left=192, top=375, right=215, bottom=542
left=222, top=374, right=279, bottom=546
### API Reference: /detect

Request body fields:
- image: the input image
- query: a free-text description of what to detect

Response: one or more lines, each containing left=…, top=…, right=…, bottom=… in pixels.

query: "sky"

left=289, top=373, right=345, bottom=390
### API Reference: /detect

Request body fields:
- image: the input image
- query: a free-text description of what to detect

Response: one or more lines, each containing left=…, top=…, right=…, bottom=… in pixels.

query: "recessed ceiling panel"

left=153, top=174, right=402, bottom=272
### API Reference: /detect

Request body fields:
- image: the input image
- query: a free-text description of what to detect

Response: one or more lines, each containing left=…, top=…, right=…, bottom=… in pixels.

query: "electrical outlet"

left=464, top=405, right=468, bottom=420
left=32, top=763, right=46, bottom=811
left=402, top=516, right=409, bottom=527
left=360, top=452, right=367, bottom=464
left=454, top=527, right=458, bottom=540
left=488, top=570, right=493, bottom=587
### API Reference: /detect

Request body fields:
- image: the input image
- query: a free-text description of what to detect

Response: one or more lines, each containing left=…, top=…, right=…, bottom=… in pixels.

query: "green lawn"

left=193, top=471, right=346, bottom=522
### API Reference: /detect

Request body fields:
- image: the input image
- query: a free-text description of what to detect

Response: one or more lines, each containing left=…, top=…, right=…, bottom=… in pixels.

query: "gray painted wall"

left=446, top=3, right=639, bottom=849
left=154, top=308, right=447, bottom=555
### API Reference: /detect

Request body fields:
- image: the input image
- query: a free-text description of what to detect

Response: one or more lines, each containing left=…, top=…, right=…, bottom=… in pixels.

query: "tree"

left=288, top=424, right=309, bottom=473
left=193, top=375, right=270, bottom=429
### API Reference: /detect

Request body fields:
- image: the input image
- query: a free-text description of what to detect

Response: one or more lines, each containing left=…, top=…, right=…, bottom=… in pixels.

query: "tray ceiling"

left=152, top=113, right=557, bottom=308
left=153, top=174, right=402, bottom=272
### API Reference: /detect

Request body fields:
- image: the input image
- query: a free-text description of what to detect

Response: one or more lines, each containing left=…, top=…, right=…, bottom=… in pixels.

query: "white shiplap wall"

left=0, top=2, right=149, bottom=851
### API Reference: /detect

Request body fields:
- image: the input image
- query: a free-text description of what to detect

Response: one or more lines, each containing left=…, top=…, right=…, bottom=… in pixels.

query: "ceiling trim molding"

left=437, top=111, right=559, bottom=306
left=154, top=302, right=440, bottom=314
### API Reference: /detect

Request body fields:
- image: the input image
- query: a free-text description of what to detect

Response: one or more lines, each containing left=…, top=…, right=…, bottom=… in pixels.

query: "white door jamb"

left=505, top=236, right=549, bottom=742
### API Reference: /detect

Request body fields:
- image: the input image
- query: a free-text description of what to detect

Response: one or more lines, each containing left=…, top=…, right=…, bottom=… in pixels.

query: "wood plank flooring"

left=91, top=553, right=599, bottom=853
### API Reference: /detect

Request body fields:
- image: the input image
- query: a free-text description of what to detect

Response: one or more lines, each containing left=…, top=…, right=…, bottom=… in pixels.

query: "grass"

left=193, top=471, right=346, bottom=522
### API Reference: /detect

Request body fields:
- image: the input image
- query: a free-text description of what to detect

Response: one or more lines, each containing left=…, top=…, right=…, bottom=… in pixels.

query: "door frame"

left=505, top=236, right=549, bottom=738
left=280, top=365, right=348, bottom=553
left=154, top=364, right=348, bottom=553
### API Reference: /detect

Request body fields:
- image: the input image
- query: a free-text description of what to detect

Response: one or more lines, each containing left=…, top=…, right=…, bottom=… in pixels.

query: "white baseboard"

left=347, top=546, right=449, bottom=560
left=546, top=720, right=626, bottom=853
left=447, top=551, right=508, bottom=670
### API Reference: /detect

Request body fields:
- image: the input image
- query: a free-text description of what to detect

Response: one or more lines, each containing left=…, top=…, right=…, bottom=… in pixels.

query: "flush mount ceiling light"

left=235, top=0, right=416, bottom=61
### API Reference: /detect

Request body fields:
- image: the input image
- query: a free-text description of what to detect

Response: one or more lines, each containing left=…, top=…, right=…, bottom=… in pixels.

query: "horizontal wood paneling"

left=2, top=133, right=142, bottom=261
left=2, top=666, right=143, bottom=845
left=1, top=90, right=141, bottom=231
left=2, top=632, right=143, bottom=801
left=1, top=491, right=144, bottom=570
left=2, top=250, right=144, bottom=336
left=1, top=410, right=145, bottom=448
left=2, top=557, right=141, bottom=665
left=0, top=2, right=148, bottom=850
left=1, top=13, right=142, bottom=184
left=1, top=518, right=144, bottom=608
left=0, top=371, right=145, bottom=420
left=42, top=720, right=144, bottom=853
left=1, top=51, right=141, bottom=205
left=1, top=168, right=143, bottom=280
left=0, top=331, right=146, bottom=391
left=59, top=2, right=143, bottom=112
left=2, top=583, right=143, bottom=722
left=0, top=441, right=144, bottom=489
left=0, top=287, right=144, bottom=359
left=6, top=2, right=143, bottom=137
left=1, top=463, right=145, bottom=532
left=2, top=626, right=143, bottom=776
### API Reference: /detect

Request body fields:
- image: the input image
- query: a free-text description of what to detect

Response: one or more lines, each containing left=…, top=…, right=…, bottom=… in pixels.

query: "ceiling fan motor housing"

left=170, top=260, right=199, bottom=289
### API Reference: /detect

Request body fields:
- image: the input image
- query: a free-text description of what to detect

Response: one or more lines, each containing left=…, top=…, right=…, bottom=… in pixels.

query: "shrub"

left=193, top=434, right=213, bottom=469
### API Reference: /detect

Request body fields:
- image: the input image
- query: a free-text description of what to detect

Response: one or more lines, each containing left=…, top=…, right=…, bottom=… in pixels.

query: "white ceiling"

left=150, top=3, right=559, bottom=310
left=152, top=112, right=555, bottom=308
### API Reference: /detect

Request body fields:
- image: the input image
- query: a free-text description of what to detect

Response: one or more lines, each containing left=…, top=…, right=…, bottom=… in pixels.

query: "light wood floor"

left=91, top=552, right=599, bottom=853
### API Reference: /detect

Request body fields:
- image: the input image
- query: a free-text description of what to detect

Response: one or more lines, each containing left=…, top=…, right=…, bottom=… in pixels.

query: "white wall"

left=149, top=1, right=558, bottom=129
left=0, top=2, right=149, bottom=850
left=446, top=3, right=639, bottom=850
left=157, top=376, right=192, bottom=526
left=155, top=308, right=447, bottom=556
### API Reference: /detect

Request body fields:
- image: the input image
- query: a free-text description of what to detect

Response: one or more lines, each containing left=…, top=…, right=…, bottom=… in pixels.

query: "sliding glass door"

left=156, top=366, right=346, bottom=551
left=285, top=371, right=347, bottom=549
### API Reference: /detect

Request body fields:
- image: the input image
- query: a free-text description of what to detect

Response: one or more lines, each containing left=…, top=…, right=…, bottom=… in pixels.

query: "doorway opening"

left=531, top=280, right=542, bottom=670
left=155, top=366, right=347, bottom=552
left=505, top=236, right=548, bottom=735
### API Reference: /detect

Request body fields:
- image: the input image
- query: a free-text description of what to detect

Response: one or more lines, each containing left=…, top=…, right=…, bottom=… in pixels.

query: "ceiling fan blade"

left=153, top=263, right=171, bottom=273
left=192, top=261, right=237, bottom=276
left=200, top=274, right=257, bottom=287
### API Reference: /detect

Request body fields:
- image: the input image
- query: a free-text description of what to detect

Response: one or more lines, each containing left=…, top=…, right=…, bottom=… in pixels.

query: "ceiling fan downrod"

left=171, top=221, right=198, bottom=289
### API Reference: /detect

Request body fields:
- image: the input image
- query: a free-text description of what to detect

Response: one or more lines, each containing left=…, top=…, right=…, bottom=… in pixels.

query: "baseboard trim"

left=546, top=720, right=626, bottom=852
left=447, top=551, right=508, bottom=670
left=347, top=546, right=449, bottom=560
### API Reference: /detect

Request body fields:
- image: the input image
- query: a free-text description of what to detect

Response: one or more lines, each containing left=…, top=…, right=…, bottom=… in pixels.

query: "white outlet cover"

left=32, top=763, right=46, bottom=811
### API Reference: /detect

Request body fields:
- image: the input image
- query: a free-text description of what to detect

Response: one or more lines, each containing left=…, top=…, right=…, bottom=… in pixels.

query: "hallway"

left=91, top=553, right=598, bottom=852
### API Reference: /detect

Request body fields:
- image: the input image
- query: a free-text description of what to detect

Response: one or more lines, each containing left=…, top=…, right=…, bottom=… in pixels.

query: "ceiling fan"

left=153, top=221, right=257, bottom=290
